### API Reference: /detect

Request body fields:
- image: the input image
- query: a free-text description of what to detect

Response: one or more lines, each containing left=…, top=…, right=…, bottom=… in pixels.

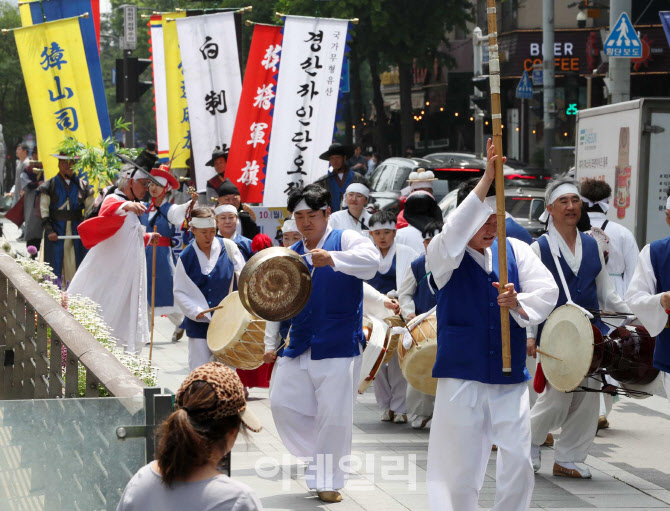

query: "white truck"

left=575, top=98, right=670, bottom=246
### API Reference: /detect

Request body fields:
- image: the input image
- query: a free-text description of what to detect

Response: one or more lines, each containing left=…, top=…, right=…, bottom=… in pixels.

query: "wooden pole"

left=486, top=0, right=512, bottom=376
left=149, top=226, right=158, bottom=363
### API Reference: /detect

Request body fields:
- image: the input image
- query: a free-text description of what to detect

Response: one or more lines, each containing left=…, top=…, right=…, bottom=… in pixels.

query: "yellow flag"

left=14, top=17, right=104, bottom=179
left=18, top=0, right=37, bottom=26
left=164, top=12, right=190, bottom=169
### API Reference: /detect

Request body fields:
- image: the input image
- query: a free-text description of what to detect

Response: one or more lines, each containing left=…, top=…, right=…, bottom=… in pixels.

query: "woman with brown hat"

left=117, top=362, right=263, bottom=510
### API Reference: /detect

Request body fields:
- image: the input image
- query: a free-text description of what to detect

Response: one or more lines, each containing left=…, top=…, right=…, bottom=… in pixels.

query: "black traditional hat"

left=403, top=193, right=443, bottom=233
left=206, top=144, right=230, bottom=167
left=216, top=178, right=240, bottom=197
left=319, top=143, right=354, bottom=161
left=134, top=149, right=159, bottom=173
left=117, top=153, right=162, bottom=186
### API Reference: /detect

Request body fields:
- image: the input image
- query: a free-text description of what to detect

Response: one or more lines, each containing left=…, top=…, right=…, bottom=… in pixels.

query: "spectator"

left=117, top=363, right=263, bottom=511
left=346, top=144, right=367, bottom=174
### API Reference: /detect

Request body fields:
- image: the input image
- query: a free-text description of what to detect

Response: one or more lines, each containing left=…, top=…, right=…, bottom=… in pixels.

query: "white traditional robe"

left=527, top=224, right=631, bottom=464
left=395, top=224, right=424, bottom=255
left=67, top=194, right=148, bottom=355
left=587, top=211, right=639, bottom=298
left=270, top=226, right=379, bottom=492
left=173, top=237, right=245, bottom=370
left=625, top=244, right=670, bottom=402
left=425, top=192, right=558, bottom=511
left=328, top=208, right=371, bottom=233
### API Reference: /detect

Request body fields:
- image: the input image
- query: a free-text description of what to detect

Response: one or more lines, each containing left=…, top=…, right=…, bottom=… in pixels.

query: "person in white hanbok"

left=68, top=163, right=162, bottom=355
left=328, top=182, right=372, bottom=233
left=426, top=141, right=558, bottom=511
left=364, top=210, right=418, bottom=423
left=269, top=184, right=379, bottom=504
left=173, top=208, right=246, bottom=370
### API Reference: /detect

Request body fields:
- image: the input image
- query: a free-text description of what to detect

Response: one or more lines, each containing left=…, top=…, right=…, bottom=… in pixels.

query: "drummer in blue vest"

left=173, top=207, right=246, bottom=370
left=528, top=177, right=632, bottom=479
left=269, top=184, right=379, bottom=503
left=365, top=210, right=419, bottom=424
left=625, top=195, right=670, bottom=403
left=398, top=220, right=442, bottom=430
left=425, top=139, right=558, bottom=511
left=140, top=166, right=195, bottom=344
left=214, top=204, right=253, bottom=261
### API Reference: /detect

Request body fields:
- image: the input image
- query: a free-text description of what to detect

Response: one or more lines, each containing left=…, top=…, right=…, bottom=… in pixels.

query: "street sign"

left=660, top=11, right=670, bottom=49
left=516, top=70, right=533, bottom=99
left=532, top=64, right=543, bottom=86
left=121, top=5, right=137, bottom=51
left=604, top=12, right=641, bottom=58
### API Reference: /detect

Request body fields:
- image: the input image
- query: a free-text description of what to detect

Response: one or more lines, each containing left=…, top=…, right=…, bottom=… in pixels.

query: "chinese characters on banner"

left=163, top=11, right=190, bottom=169
left=263, top=16, right=349, bottom=207
left=176, top=12, right=242, bottom=192
left=226, top=24, right=283, bottom=203
left=14, top=16, right=106, bottom=179
left=150, top=15, right=170, bottom=161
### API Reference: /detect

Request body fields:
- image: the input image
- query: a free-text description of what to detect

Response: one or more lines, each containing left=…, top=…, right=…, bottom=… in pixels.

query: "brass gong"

left=238, top=247, right=312, bottom=321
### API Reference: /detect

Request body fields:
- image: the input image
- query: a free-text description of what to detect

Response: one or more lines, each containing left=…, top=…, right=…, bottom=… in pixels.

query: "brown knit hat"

left=175, top=362, right=262, bottom=432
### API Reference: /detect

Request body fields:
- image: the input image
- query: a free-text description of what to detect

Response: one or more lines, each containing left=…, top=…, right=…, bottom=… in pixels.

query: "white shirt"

left=625, top=244, right=668, bottom=337
left=395, top=224, right=424, bottom=255
left=587, top=211, right=639, bottom=298
left=426, top=192, right=559, bottom=329
left=328, top=208, right=371, bottom=234
left=173, top=238, right=246, bottom=327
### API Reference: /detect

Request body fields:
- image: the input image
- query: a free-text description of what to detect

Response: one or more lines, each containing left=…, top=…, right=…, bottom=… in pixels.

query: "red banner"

left=227, top=24, right=283, bottom=203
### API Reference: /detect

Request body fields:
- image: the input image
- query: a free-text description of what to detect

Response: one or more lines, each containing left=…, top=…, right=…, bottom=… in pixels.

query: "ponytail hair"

left=155, top=381, right=242, bottom=486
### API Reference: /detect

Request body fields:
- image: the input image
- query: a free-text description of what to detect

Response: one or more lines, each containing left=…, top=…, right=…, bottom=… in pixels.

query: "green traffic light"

left=566, top=103, right=579, bottom=115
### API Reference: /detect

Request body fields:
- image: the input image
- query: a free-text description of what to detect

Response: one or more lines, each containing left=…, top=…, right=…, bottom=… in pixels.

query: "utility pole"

left=608, top=0, right=632, bottom=104
left=473, top=27, right=484, bottom=159
left=121, top=5, right=137, bottom=147
left=542, top=0, right=555, bottom=174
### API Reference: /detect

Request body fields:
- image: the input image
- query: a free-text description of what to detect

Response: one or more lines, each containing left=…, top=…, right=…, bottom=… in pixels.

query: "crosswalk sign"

left=516, top=70, right=533, bottom=99
left=604, top=12, right=642, bottom=58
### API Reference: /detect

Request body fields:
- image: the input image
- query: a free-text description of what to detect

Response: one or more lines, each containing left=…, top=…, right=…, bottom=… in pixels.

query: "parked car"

left=438, top=187, right=546, bottom=239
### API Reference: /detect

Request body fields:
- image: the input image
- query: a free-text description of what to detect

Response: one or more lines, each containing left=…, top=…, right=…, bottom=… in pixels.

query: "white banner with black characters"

left=263, top=15, right=349, bottom=207
left=176, top=12, right=242, bottom=192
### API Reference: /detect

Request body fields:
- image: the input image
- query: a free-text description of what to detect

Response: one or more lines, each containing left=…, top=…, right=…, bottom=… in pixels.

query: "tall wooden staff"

left=486, top=0, right=511, bottom=376
left=149, top=226, right=158, bottom=362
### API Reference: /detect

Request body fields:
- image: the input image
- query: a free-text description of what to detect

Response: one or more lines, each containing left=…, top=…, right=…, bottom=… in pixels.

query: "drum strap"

left=549, top=249, right=594, bottom=320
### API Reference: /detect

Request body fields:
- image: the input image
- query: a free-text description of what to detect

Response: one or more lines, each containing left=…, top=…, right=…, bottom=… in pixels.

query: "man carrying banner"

left=39, top=152, right=93, bottom=283
left=313, top=143, right=367, bottom=212
left=270, top=183, right=379, bottom=503
left=204, top=145, right=229, bottom=203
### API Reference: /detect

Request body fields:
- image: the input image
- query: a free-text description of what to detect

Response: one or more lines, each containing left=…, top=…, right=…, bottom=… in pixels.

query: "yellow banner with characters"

left=164, top=12, right=190, bottom=169
left=14, top=16, right=103, bottom=179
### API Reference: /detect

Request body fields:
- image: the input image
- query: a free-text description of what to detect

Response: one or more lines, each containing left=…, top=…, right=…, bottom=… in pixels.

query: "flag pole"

left=486, top=0, right=512, bottom=376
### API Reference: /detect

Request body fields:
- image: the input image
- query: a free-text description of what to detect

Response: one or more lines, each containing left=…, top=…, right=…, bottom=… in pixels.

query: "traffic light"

left=116, top=57, right=153, bottom=103
left=564, top=71, right=580, bottom=116
left=471, top=75, right=490, bottom=115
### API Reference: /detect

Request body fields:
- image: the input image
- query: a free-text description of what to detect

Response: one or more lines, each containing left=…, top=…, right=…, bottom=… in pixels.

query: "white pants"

left=188, top=337, right=212, bottom=370
left=526, top=355, right=538, bottom=408
left=270, top=349, right=362, bottom=491
left=427, top=379, right=533, bottom=511
left=373, top=355, right=407, bottom=414
left=406, top=384, right=435, bottom=418
left=530, top=377, right=599, bottom=463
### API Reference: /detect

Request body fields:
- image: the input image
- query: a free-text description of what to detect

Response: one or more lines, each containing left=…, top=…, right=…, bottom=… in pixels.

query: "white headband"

left=666, top=197, right=670, bottom=210
left=581, top=196, right=610, bottom=213
left=190, top=217, right=216, bottom=229
left=294, top=199, right=328, bottom=212
left=214, top=204, right=238, bottom=217
left=153, top=176, right=168, bottom=187
left=282, top=219, right=298, bottom=233
left=346, top=183, right=370, bottom=198
left=369, top=221, right=396, bottom=232
left=484, top=196, right=498, bottom=210
left=540, top=183, right=580, bottom=222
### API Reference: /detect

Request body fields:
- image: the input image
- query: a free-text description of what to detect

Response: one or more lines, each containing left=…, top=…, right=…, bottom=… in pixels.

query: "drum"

left=398, top=313, right=438, bottom=396
left=382, top=316, right=405, bottom=364
left=358, top=316, right=389, bottom=394
left=207, top=292, right=267, bottom=370
left=540, top=304, right=660, bottom=394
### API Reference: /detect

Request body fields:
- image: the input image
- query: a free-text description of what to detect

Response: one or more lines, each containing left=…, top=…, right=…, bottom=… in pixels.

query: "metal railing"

left=0, top=254, right=146, bottom=400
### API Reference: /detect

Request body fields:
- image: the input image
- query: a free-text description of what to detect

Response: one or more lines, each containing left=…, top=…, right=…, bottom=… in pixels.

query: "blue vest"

left=536, top=233, right=607, bottom=337
left=276, top=320, right=291, bottom=357
left=506, top=216, right=534, bottom=245
left=434, top=240, right=529, bottom=384
left=141, top=202, right=177, bottom=308
left=367, top=254, right=397, bottom=294
left=649, top=237, right=670, bottom=372
left=328, top=171, right=354, bottom=212
left=179, top=238, right=234, bottom=339
left=411, top=254, right=437, bottom=315
left=234, top=233, right=253, bottom=261
left=285, top=229, right=364, bottom=359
